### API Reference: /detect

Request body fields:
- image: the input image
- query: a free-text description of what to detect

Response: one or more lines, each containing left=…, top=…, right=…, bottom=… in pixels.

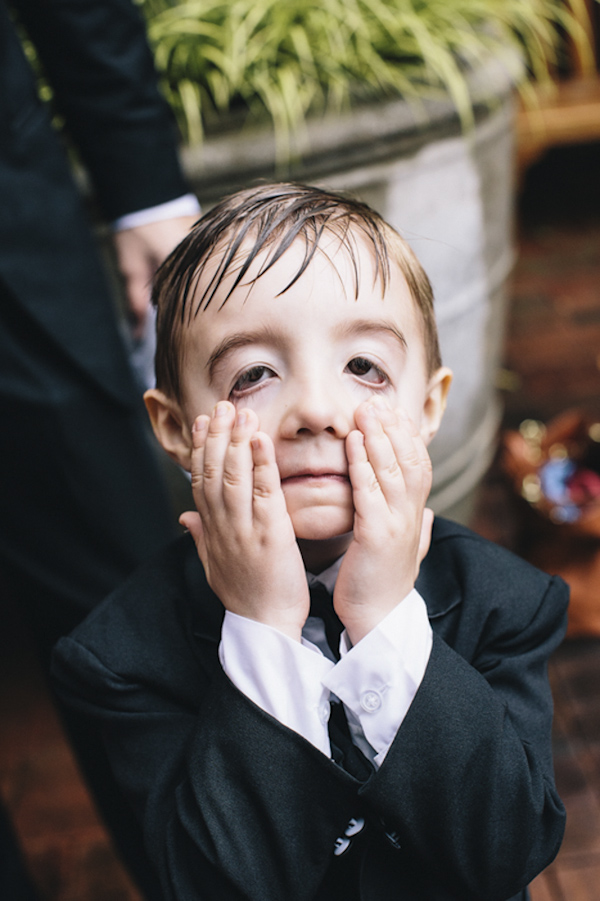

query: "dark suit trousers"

left=1, top=15, right=178, bottom=896
left=0, top=274, right=178, bottom=901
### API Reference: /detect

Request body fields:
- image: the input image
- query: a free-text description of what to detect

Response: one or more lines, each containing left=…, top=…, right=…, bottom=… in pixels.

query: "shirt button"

left=360, top=690, right=382, bottom=713
left=333, top=835, right=351, bottom=857
left=318, top=701, right=331, bottom=724
left=345, top=817, right=365, bottom=837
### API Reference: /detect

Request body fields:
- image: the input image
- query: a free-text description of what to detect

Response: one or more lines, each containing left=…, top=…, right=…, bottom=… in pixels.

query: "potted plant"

left=140, top=0, right=590, bottom=521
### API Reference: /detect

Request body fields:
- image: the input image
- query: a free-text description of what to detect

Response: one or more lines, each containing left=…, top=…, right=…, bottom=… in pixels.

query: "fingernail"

left=192, top=416, right=207, bottom=433
left=371, top=395, right=387, bottom=410
left=237, top=410, right=248, bottom=427
left=215, top=402, right=228, bottom=417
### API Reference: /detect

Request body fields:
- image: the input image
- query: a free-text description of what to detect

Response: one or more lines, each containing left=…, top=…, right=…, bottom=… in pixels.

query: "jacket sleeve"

left=52, top=557, right=568, bottom=901
left=361, top=573, right=568, bottom=901
left=52, top=638, right=363, bottom=901
left=11, top=0, right=189, bottom=219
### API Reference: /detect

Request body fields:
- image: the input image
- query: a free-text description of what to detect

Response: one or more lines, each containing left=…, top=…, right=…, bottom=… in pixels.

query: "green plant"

left=139, top=0, right=594, bottom=155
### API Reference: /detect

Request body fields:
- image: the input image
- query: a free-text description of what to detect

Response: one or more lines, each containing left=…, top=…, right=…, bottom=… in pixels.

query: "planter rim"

left=182, top=54, right=519, bottom=198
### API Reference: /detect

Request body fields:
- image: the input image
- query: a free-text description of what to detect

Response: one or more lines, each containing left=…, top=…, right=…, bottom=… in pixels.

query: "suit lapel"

left=176, top=536, right=225, bottom=677
left=416, top=519, right=463, bottom=622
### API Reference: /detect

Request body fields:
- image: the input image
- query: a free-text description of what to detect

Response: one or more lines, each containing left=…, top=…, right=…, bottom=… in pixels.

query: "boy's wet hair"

left=152, top=183, right=441, bottom=400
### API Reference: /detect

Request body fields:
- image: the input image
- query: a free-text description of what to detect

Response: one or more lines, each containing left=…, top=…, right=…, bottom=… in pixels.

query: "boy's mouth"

left=281, top=469, right=350, bottom=486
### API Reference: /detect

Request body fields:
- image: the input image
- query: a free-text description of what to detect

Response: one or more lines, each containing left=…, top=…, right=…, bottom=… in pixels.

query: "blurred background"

left=2, top=0, right=600, bottom=898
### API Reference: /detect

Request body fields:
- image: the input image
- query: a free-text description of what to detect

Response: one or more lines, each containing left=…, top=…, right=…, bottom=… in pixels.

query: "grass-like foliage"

left=140, top=0, right=594, bottom=154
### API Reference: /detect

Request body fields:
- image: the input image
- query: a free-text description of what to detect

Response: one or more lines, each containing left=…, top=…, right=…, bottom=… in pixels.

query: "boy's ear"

left=420, top=367, right=453, bottom=445
left=144, top=389, right=192, bottom=471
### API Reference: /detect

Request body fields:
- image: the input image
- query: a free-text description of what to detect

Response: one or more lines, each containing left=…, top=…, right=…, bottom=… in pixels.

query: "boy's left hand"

left=334, top=397, right=433, bottom=645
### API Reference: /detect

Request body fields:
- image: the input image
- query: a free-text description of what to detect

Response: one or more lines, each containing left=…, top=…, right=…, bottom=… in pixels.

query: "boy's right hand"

left=179, top=402, right=309, bottom=642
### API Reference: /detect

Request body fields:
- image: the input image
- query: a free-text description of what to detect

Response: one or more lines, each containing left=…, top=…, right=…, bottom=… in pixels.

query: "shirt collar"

left=306, top=554, right=344, bottom=595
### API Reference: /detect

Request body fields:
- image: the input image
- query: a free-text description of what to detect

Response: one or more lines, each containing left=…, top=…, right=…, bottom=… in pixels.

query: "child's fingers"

left=250, top=432, right=289, bottom=525
left=221, top=407, right=259, bottom=520
left=356, top=402, right=407, bottom=490
left=385, top=408, right=432, bottom=499
left=346, top=428, right=381, bottom=523
left=200, top=401, right=236, bottom=506
left=354, top=400, right=431, bottom=508
left=189, top=414, right=210, bottom=498
left=352, top=402, right=411, bottom=504
left=347, top=428, right=433, bottom=549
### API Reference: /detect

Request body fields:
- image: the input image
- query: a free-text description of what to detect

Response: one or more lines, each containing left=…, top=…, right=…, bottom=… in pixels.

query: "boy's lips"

left=280, top=468, right=350, bottom=485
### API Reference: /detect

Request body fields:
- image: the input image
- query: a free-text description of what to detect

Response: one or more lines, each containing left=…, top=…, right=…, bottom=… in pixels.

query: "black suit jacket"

left=1, top=5, right=190, bottom=895
left=53, top=518, right=568, bottom=901
left=0, top=0, right=191, bottom=632
left=1, top=0, right=188, bottom=402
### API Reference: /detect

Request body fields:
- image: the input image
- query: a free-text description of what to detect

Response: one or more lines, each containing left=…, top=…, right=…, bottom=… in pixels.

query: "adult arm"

left=12, top=0, right=190, bottom=220
left=11, top=0, right=200, bottom=326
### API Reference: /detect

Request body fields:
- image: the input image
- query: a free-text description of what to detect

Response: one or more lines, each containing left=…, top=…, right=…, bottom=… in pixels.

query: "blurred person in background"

left=0, top=0, right=199, bottom=896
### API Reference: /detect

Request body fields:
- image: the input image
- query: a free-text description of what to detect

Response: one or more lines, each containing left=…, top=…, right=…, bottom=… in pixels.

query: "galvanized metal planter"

left=182, top=59, right=516, bottom=522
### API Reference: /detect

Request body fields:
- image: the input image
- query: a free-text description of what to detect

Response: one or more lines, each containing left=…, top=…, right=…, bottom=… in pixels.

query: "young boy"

left=53, top=184, right=567, bottom=901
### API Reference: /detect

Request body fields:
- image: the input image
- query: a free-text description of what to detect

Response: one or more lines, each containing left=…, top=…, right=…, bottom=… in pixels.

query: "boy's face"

left=150, top=234, right=450, bottom=547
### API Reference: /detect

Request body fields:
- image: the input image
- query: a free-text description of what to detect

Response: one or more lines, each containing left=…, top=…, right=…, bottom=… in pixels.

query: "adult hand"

left=112, top=215, right=198, bottom=338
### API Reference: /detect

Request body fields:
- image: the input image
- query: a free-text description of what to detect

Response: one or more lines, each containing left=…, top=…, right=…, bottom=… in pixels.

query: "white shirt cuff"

left=112, top=193, right=201, bottom=231
left=324, top=589, right=432, bottom=766
left=219, top=612, right=335, bottom=757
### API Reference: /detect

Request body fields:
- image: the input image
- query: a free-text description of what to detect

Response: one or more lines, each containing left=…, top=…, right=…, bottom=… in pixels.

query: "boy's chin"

left=289, top=506, right=354, bottom=544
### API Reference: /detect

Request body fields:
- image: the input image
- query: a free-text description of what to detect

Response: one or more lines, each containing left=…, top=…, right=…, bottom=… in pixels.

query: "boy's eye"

left=230, top=365, right=275, bottom=397
left=346, top=357, right=388, bottom=385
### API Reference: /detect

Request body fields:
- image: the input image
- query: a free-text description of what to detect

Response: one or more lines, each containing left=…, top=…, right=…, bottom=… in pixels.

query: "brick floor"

left=526, top=639, right=600, bottom=901
left=0, top=590, right=140, bottom=901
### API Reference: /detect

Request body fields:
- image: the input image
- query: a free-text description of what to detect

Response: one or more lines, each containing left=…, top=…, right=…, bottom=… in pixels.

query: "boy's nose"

left=279, top=378, right=353, bottom=438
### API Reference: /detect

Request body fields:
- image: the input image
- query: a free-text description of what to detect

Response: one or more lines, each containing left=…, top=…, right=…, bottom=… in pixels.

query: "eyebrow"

left=205, top=319, right=407, bottom=384
left=205, top=326, right=283, bottom=383
left=337, top=319, right=408, bottom=351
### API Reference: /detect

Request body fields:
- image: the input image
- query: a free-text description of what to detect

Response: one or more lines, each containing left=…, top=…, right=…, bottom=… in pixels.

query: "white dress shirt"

left=219, top=559, right=432, bottom=768
left=112, top=193, right=200, bottom=231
